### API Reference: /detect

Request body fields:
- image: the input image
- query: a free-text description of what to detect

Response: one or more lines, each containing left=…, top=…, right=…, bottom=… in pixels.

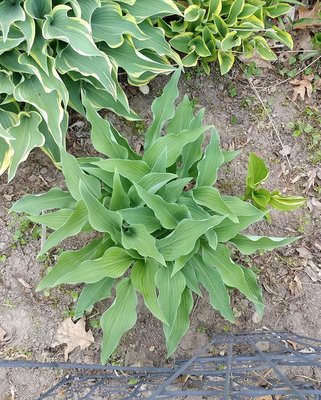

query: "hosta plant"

left=12, top=70, right=298, bottom=363
left=0, top=0, right=180, bottom=181
left=245, top=153, right=305, bottom=219
left=159, top=0, right=294, bottom=74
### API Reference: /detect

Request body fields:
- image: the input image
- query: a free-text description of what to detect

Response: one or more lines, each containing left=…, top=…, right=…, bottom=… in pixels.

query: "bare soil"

left=0, top=58, right=321, bottom=399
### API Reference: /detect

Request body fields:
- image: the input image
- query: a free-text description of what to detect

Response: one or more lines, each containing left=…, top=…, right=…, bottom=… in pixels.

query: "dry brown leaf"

left=296, top=246, right=313, bottom=259
left=295, top=1, right=321, bottom=30
left=51, top=318, right=94, bottom=361
left=287, top=339, right=298, bottom=350
left=289, top=275, right=303, bottom=296
left=254, top=396, right=273, bottom=400
left=306, top=260, right=321, bottom=282
left=0, top=326, right=7, bottom=343
left=294, top=31, right=314, bottom=52
left=290, top=77, right=313, bottom=101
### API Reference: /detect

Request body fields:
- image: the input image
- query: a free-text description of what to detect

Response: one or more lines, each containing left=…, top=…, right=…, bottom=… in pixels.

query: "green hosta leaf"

left=144, top=68, right=181, bottom=149
left=269, top=193, right=306, bottom=211
left=172, top=240, right=200, bottom=276
left=265, top=26, right=293, bottom=49
left=252, top=36, right=277, bottom=61
left=151, top=148, right=167, bottom=173
left=56, top=46, right=116, bottom=98
left=75, top=277, right=114, bottom=319
left=83, top=95, right=128, bottom=159
left=0, top=0, right=25, bottom=42
left=61, top=150, right=101, bottom=200
left=246, top=152, right=269, bottom=191
left=14, top=75, right=65, bottom=147
left=193, top=187, right=238, bottom=223
left=37, top=239, right=102, bottom=291
left=214, top=196, right=265, bottom=242
left=79, top=182, right=122, bottom=242
left=43, top=5, right=101, bottom=57
left=265, top=3, right=292, bottom=18
left=24, top=0, right=51, bottom=19
left=252, top=188, right=271, bottom=209
left=77, top=0, right=101, bottom=22
left=131, top=259, right=167, bottom=323
left=167, top=95, right=194, bottom=134
left=100, top=278, right=137, bottom=363
left=118, top=207, right=162, bottom=233
left=58, top=247, right=133, bottom=284
left=218, top=51, right=235, bottom=75
left=121, top=0, right=181, bottom=23
left=165, top=287, right=193, bottom=357
left=28, top=209, right=73, bottom=230
left=11, top=188, right=76, bottom=216
left=157, top=216, right=225, bottom=261
left=93, top=159, right=150, bottom=182
left=182, top=261, right=201, bottom=296
left=192, top=254, right=234, bottom=322
left=83, top=83, right=139, bottom=122
left=143, top=126, right=209, bottom=168
left=163, top=178, right=192, bottom=203
left=134, top=184, right=189, bottom=229
left=178, top=110, right=206, bottom=177
left=110, top=169, right=130, bottom=211
left=38, top=200, right=88, bottom=256
left=122, top=224, right=166, bottom=265
left=7, top=111, right=45, bottom=182
left=91, top=2, right=146, bottom=48
left=202, top=244, right=262, bottom=305
left=137, top=172, right=177, bottom=194
left=178, top=196, right=211, bottom=220
left=229, top=234, right=298, bottom=255
left=196, top=128, right=224, bottom=187
left=155, top=265, right=186, bottom=329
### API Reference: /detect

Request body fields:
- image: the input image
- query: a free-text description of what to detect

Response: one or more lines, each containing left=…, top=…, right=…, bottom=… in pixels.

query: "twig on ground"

left=247, top=78, right=292, bottom=169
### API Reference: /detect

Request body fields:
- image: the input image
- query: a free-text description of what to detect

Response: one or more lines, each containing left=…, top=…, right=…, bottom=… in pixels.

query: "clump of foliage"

left=245, top=153, right=305, bottom=219
left=159, top=0, right=294, bottom=74
left=0, top=0, right=180, bottom=180
left=12, top=70, right=299, bottom=363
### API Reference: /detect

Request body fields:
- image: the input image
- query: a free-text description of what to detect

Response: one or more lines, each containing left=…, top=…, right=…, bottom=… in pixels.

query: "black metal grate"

left=1, top=332, right=321, bottom=399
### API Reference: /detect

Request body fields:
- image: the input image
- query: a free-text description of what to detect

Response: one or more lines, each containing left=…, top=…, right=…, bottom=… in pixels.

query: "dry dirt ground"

left=0, top=57, right=321, bottom=399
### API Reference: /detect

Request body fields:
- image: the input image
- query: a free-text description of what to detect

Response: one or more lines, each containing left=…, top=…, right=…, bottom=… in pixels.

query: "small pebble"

left=139, top=85, right=150, bottom=95
left=148, top=346, right=155, bottom=352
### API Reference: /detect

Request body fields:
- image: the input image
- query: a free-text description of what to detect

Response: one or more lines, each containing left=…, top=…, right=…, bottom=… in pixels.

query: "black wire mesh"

left=1, top=332, right=321, bottom=399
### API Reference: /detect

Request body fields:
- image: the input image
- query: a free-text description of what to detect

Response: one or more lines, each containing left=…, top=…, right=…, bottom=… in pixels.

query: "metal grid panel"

left=1, top=332, right=321, bottom=399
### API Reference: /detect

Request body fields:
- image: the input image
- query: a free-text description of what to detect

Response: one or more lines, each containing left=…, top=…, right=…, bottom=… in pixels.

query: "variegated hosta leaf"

left=0, top=0, right=25, bottom=42
left=7, top=111, right=45, bottom=181
left=91, top=2, right=147, bottom=48
left=14, top=75, right=65, bottom=146
left=42, top=5, right=101, bottom=57
left=162, top=0, right=293, bottom=74
left=0, top=0, right=183, bottom=180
